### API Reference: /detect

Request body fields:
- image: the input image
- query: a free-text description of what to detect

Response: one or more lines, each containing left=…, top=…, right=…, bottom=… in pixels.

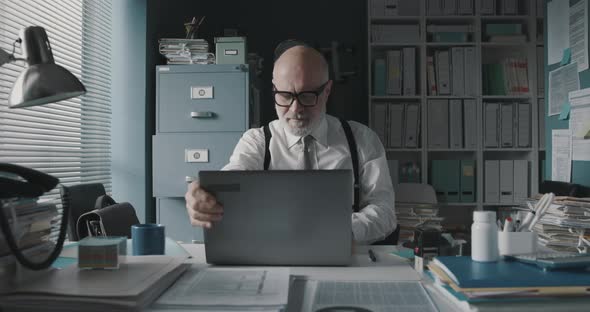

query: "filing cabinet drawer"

left=157, top=66, right=248, bottom=133
left=153, top=132, right=242, bottom=197
left=157, top=197, right=203, bottom=243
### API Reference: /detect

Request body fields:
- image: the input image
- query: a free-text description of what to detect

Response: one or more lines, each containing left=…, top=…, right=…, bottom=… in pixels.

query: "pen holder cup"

left=498, top=231, right=538, bottom=256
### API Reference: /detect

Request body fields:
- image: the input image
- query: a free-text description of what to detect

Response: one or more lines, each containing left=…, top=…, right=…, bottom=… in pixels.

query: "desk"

left=163, top=244, right=456, bottom=312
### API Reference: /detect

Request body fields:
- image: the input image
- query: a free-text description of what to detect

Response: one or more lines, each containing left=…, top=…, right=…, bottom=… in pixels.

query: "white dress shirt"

left=222, top=114, right=397, bottom=244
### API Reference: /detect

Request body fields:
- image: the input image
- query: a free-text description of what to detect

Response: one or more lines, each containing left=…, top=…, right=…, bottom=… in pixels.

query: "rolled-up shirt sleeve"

left=350, top=123, right=397, bottom=244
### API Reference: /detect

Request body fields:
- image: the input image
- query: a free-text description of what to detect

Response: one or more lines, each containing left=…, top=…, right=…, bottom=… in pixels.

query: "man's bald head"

left=273, top=45, right=329, bottom=85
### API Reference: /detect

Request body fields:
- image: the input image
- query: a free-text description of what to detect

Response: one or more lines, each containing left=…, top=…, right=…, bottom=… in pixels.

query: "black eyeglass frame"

left=272, top=81, right=330, bottom=107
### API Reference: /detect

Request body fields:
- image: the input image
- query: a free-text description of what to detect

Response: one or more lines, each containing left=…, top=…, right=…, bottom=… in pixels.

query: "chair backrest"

left=60, top=183, right=106, bottom=241
left=394, top=183, right=437, bottom=204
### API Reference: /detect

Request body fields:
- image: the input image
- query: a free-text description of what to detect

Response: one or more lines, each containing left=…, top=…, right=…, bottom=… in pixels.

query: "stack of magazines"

left=531, top=196, right=590, bottom=252
left=158, top=38, right=214, bottom=64
left=395, top=203, right=443, bottom=243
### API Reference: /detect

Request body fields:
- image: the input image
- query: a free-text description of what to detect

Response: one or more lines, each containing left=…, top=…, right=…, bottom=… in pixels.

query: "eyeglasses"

left=272, top=81, right=329, bottom=107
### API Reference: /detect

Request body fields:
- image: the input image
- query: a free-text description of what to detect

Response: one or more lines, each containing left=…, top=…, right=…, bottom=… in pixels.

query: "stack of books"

left=158, top=38, right=214, bottom=64
left=395, top=203, right=442, bottom=243
left=428, top=256, right=590, bottom=310
left=532, top=197, right=590, bottom=252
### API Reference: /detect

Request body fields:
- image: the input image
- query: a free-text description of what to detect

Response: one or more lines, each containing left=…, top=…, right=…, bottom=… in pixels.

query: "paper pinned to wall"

left=549, top=62, right=580, bottom=115
left=568, top=88, right=590, bottom=160
left=549, top=0, right=571, bottom=65
left=569, top=0, right=589, bottom=71
left=552, top=129, right=572, bottom=182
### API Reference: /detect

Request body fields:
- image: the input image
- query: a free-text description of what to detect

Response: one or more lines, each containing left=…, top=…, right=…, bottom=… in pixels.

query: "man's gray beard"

left=280, top=113, right=324, bottom=137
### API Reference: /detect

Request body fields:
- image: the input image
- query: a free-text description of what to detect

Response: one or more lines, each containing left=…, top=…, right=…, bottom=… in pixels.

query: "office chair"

left=60, top=183, right=106, bottom=241
left=372, top=183, right=438, bottom=246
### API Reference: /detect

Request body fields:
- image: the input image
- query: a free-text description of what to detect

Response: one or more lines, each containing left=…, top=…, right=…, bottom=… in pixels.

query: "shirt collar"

left=284, top=115, right=328, bottom=149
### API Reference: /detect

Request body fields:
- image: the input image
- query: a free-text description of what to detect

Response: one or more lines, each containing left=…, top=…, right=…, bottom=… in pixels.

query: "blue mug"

left=131, top=224, right=165, bottom=255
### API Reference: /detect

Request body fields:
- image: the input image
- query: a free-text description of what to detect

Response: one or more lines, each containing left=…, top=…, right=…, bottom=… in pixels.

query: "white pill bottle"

left=471, top=211, right=499, bottom=262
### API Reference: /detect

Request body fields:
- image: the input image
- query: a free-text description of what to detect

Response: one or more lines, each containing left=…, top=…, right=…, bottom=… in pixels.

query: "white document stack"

left=0, top=256, right=189, bottom=312
left=532, top=197, right=590, bottom=252
left=395, top=203, right=443, bottom=243
left=152, top=265, right=290, bottom=311
left=158, top=38, right=214, bottom=64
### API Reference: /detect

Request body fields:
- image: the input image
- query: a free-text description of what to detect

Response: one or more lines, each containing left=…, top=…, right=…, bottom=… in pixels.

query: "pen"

left=368, top=249, right=377, bottom=262
left=503, top=217, right=513, bottom=232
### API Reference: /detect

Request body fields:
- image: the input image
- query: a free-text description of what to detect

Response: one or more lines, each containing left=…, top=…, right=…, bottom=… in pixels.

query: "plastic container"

left=471, top=211, right=499, bottom=262
left=498, top=231, right=538, bottom=256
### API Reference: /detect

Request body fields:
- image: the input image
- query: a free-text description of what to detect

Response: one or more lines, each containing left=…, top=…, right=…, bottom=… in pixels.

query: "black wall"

left=146, top=0, right=368, bottom=127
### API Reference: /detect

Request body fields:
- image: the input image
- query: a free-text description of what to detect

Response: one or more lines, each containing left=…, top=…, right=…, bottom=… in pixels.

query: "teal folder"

left=460, top=160, right=475, bottom=202
left=434, top=256, right=590, bottom=288
left=431, top=160, right=447, bottom=202
left=373, top=58, right=386, bottom=96
left=445, top=160, right=461, bottom=202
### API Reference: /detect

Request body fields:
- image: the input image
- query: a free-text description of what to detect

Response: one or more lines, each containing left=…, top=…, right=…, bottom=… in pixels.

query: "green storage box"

left=215, top=36, right=247, bottom=64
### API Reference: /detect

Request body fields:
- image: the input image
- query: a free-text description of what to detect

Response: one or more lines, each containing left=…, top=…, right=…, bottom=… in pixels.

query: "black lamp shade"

left=8, top=26, right=86, bottom=108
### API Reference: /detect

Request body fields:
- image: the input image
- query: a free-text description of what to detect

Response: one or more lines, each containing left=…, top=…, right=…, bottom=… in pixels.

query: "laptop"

left=199, top=170, right=353, bottom=266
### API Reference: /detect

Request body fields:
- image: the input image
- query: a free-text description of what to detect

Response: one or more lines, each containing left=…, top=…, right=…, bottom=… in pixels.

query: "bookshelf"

left=367, top=0, right=545, bottom=214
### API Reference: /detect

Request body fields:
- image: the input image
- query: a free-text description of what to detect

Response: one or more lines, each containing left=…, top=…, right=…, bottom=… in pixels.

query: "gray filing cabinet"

left=154, top=64, right=249, bottom=242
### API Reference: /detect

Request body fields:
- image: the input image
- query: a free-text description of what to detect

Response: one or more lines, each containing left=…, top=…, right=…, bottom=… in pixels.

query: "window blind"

left=0, top=0, right=112, bottom=237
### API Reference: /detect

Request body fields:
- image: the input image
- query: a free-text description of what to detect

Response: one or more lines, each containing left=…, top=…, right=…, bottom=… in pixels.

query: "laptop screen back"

left=199, top=170, right=353, bottom=266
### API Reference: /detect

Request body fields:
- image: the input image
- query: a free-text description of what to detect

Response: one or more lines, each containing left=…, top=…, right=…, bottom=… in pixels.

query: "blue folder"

left=434, top=256, right=590, bottom=288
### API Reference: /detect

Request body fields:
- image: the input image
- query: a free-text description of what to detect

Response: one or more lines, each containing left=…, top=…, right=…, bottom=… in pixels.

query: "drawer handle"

left=186, top=176, right=197, bottom=183
left=191, top=111, right=215, bottom=119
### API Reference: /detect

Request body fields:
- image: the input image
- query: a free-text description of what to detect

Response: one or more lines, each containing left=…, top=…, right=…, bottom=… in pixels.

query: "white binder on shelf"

left=427, top=55, right=437, bottom=95
left=539, top=99, right=545, bottom=149
left=481, top=0, right=496, bottom=15
left=428, top=99, right=449, bottom=148
left=436, top=50, right=451, bottom=95
left=404, top=103, right=420, bottom=148
left=458, top=0, right=474, bottom=14
left=464, top=47, right=477, bottom=96
left=451, top=47, right=465, bottom=96
left=449, top=99, right=463, bottom=148
left=513, top=160, right=529, bottom=203
left=427, top=0, right=443, bottom=15
left=463, top=99, right=477, bottom=149
left=403, top=47, right=416, bottom=95
left=499, top=160, right=514, bottom=203
left=484, top=103, right=499, bottom=148
left=517, top=102, right=531, bottom=147
left=389, top=103, right=405, bottom=147
left=373, top=103, right=388, bottom=145
left=500, top=103, right=514, bottom=148
left=485, top=160, right=500, bottom=203
left=443, top=0, right=458, bottom=15
left=386, top=50, right=402, bottom=95
left=501, top=0, right=518, bottom=15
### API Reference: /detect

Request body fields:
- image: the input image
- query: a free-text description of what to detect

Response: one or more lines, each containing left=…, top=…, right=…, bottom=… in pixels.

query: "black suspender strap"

left=339, top=118, right=360, bottom=213
left=263, top=123, right=272, bottom=170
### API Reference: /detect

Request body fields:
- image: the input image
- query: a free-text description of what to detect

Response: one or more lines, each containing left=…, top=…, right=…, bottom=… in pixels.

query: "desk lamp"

left=0, top=26, right=86, bottom=270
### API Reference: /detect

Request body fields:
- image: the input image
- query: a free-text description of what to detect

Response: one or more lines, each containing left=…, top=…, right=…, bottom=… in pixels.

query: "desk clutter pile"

left=158, top=38, right=214, bottom=64
left=396, top=202, right=443, bottom=243
left=428, top=256, right=590, bottom=310
left=531, top=196, right=590, bottom=252
left=0, top=198, right=57, bottom=283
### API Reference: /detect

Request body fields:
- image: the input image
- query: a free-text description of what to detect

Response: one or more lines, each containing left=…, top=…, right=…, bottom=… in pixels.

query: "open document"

left=302, top=280, right=437, bottom=312
left=152, top=265, right=290, bottom=311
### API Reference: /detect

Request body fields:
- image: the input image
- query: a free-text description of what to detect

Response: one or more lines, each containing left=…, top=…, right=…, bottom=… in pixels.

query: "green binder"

left=431, top=160, right=461, bottom=202
left=460, top=160, right=476, bottom=202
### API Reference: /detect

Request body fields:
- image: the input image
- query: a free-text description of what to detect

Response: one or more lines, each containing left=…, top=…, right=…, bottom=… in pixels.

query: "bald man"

left=185, top=42, right=396, bottom=244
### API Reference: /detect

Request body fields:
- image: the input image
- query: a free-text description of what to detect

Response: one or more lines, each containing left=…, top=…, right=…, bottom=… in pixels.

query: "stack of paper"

left=395, top=203, right=443, bottom=243
left=151, top=265, right=290, bottom=311
left=533, top=197, right=590, bottom=252
left=428, top=256, right=590, bottom=309
left=0, top=256, right=188, bottom=312
left=158, top=38, right=214, bottom=64
left=0, top=198, right=58, bottom=268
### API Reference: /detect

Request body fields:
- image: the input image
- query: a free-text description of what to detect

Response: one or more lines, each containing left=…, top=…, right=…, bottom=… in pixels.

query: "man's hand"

left=185, top=182, right=224, bottom=229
